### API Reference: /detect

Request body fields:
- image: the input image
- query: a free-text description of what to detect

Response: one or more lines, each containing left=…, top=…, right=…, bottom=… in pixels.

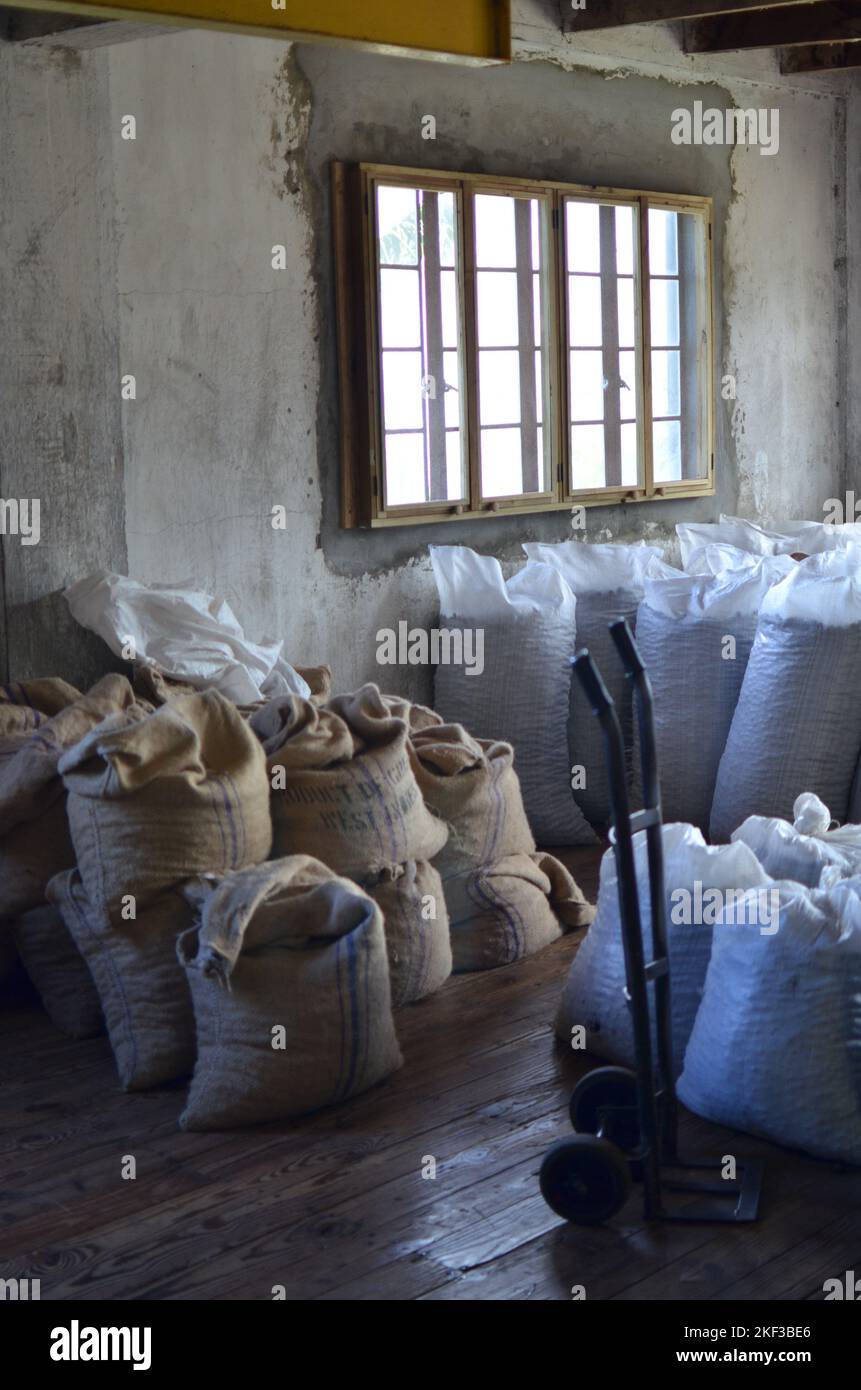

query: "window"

left=334, top=162, right=714, bottom=527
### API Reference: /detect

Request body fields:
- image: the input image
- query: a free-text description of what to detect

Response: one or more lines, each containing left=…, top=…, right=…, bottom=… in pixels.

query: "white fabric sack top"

left=758, top=548, right=861, bottom=627
left=641, top=554, right=795, bottom=623
left=683, top=541, right=795, bottom=578
left=65, top=571, right=310, bottom=706
left=522, top=539, right=668, bottom=592
left=678, top=876, right=861, bottom=1167
left=679, top=515, right=861, bottom=569
left=429, top=544, right=576, bottom=621
left=732, top=793, right=861, bottom=888
left=555, top=823, right=770, bottom=1074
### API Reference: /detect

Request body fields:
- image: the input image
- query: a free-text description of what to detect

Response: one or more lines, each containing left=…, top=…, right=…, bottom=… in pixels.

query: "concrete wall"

left=0, top=1, right=855, bottom=697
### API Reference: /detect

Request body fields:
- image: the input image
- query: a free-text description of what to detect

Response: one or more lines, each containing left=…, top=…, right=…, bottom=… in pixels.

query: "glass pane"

left=652, top=349, right=680, bottom=418
left=382, top=351, right=424, bottom=431
left=649, top=208, right=679, bottom=276
left=479, top=350, right=521, bottom=426
left=621, top=421, right=638, bottom=486
left=377, top=186, right=418, bottom=265
left=651, top=278, right=679, bottom=347
left=442, top=351, right=460, bottom=428
left=618, top=351, right=637, bottom=419
left=384, top=433, right=425, bottom=506
left=438, top=192, right=456, bottom=268
left=477, top=270, right=519, bottom=346
left=535, top=350, right=543, bottom=426
left=380, top=268, right=420, bottom=348
left=530, top=200, right=541, bottom=270
left=566, top=201, right=600, bottom=273
left=376, top=183, right=467, bottom=507
left=653, top=419, right=682, bottom=482
left=615, top=205, right=635, bottom=275
left=617, top=278, right=635, bottom=349
left=570, top=424, right=606, bottom=489
left=568, top=275, right=602, bottom=348
left=570, top=350, right=604, bottom=422
left=440, top=269, right=458, bottom=350
left=533, top=274, right=542, bottom=347
left=475, top=193, right=516, bottom=267
left=480, top=427, right=524, bottom=498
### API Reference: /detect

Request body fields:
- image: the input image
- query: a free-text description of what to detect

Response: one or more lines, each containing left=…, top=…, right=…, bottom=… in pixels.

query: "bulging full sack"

left=253, top=684, right=447, bottom=873
left=678, top=878, right=861, bottom=1166
left=678, top=514, right=861, bottom=571
left=60, top=689, right=272, bottom=917
left=366, top=860, right=451, bottom=1007
left=711, top=552, right=861, bottom=842
left=0, top=675, right=145, bottom=922
left=48, top=869, right=195, bottom=1089
left=409, top=724, right=535, bottom=874
left=12, top=902, right=102, bottom=1039
left=523, top=541, right=671, bottom=829
left=446, top=851, right=592, bottom=972
left=633, top=557, right=793, bottom=830
left=732, top=793, right=861, bottom=888
left=555, top=825, right=769, bottom=1072
left=177, top=857, right=403, bottom=1130
left=430, top=545, right=595, bottom=846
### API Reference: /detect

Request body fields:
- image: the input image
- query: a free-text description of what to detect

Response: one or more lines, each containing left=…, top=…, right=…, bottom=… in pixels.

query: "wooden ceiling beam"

left=685, top=2, right=861, bottom=53
left=561, top=0, right=832, bottom=33
left=780, top=37, right=861, bottom=67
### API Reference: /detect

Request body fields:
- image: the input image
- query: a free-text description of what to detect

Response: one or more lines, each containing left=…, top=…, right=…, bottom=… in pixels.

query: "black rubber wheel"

left=569, top=1066, right=641, bottom=1155
left=539, top=1135, right=632, bottom=1225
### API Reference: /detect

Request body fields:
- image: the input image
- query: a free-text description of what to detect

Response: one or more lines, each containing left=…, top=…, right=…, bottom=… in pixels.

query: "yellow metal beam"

left=1, top=0, right=512, bottom=62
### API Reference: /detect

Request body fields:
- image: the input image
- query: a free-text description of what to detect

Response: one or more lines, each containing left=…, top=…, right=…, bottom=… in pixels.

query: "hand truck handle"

left=570, top=649, right=613, bottom=719
left=609, top=618, right=646, bottom=678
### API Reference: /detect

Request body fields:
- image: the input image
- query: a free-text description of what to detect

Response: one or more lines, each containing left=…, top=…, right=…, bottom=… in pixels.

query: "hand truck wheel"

left=539, top=1135, right=632, bottom=1225
left=569, top=1065, right=641, bottom=1156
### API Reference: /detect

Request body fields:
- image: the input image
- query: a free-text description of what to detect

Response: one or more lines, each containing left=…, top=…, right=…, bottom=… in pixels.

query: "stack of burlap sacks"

left=1, top=670, right=592, bottom=1132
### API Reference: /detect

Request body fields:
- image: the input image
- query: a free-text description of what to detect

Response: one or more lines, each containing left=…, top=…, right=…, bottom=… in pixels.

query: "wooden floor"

left=2, top=848, right=860, bottom=1302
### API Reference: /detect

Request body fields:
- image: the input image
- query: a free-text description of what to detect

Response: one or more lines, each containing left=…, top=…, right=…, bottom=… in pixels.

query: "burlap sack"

left=0, top=675, right=144, bottom=920
left=177, top=856, right=403, bottom=1130
left=252, top=684, right=447, bottom=875
left=0, top=678, right=81, bottom=736
left=364, top=860, right=451, bottom=1007
left=12, top=902, right=102, bottom=1039
left=446, top=852, right=593, bottom=972
left=380, top=693, right=443, bottom=734
left=409, top=724, right=535, bottom=875
left=132, top=662, right=198, bottom=707
left=60, top=690, right=272, bottom=918
left=297, top=664, right=333, bottom=704
left=48, top=869, right=195, bottom=1089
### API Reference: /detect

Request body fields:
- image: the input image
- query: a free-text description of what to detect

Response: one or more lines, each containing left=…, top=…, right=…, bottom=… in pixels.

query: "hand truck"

left=539, top=618, right=763, bottom=1226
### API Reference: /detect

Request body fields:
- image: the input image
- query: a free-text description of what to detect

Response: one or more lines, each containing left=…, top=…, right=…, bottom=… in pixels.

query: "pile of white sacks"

left=431, top=518, right=861, bottom=1166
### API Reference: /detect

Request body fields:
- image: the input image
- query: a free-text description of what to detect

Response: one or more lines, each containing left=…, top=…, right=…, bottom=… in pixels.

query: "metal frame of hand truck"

left=541, top=618, right=763, bottom=1225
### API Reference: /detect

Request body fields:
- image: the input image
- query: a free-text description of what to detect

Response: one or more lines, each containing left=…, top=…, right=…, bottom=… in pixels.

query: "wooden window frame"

left=334, top=161, right=715, bottom=528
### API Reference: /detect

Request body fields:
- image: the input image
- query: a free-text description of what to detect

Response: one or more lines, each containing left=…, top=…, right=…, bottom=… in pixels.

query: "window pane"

left=649, top=208, right=679, bottom=275
left=476, top=194, right=550, bottom=498
left=570, top=424, right=606, bottom=489
left=653, top=419, right=681, bottom=482
left=479, top=350, right=521, bottom=426
left=621, top=421, right=638, bottom=486
left=652, top=349, right=680, bottom=418
left=475, top=193, right=516, bottom=267
left=615, top=205, right=635, bottom=275
left=650, top=278, right=679, bottom=347
left=568, top=275, right=603, bottom=348
left=566, top=201, right=600, bottom=273
left=382, top=351, right=424, bottom=431
left=376, top=183, right=467, bottom=507
left=377, top=186, right=418, bottom=265
left=440, top=269, right=458, bottom=350
left=481, top=427, right=523, bottom=498
left=380, top=268, right=420, bottom=348
left=618, top=351, right=637, bottom=420
left=647, top=206, right=710, bottom=483
left=617, top=277, right=635, bottom=349
left=384, top=433, right=425, bottom=506
left=477, top=270, right=519, bottom=346
left=570, top=350, right=604, bottom=422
